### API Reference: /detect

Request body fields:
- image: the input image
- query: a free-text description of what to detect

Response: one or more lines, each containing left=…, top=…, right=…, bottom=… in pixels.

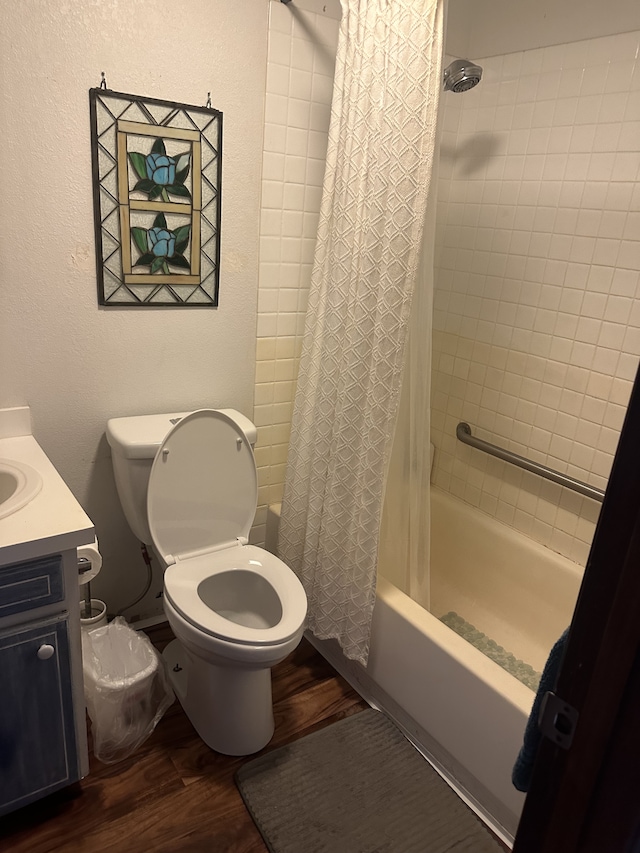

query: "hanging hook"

left=99, top=71, right=107, bottom=90
left=205, top=92, right=212, bottom=109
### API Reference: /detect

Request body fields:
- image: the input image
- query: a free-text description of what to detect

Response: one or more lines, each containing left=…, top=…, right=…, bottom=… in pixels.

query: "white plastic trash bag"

left=82, top=617, right=174, bottom=764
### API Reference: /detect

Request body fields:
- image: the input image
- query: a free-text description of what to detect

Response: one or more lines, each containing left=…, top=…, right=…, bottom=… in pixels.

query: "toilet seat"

left=148, top=409, right=306, bottom=647
left=163, top=544, right=307, bottom=646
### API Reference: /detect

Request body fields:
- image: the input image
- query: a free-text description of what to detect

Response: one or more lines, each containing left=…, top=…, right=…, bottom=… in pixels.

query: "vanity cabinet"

left=0, top=408, right=94, bottom=817
left=0, top=615, right=78, bottom=815
left=0, top=553, right=88, bottom=817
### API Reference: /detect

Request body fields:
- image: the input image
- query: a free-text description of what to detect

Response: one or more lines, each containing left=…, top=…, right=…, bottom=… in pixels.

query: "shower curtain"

left=378, top=187, right=437, bottom=611
left=278, top=0, right=443, bottom=665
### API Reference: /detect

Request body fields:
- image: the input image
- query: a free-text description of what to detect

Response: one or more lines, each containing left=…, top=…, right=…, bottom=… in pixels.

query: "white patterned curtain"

left=278, top=0, right=443, bottom=665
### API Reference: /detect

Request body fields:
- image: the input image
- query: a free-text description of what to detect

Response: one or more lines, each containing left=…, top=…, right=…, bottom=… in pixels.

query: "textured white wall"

left=0, top=0, right=267, bottom=618
left=447, top=0, right=640, bottom=59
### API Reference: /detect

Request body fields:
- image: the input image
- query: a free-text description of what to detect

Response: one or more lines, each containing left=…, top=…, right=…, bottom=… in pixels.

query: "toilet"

left=105, top=408, right=307, bottom=755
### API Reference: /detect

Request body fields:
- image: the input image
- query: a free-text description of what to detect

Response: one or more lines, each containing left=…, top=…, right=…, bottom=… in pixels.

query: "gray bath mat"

left=440, top=611, right=541, bottom=691
left=235, top=709, right=504, bottom=853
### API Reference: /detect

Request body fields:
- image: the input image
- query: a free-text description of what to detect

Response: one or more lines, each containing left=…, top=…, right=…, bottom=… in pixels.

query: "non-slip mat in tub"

left=440, top=611, right=541, bottom=690
left=235, top=709, right=505, bottom=853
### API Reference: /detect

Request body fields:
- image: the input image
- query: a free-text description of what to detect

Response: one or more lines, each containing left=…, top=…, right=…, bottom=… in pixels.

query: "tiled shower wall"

left=432, top=31, right=640, bottom=565
left=251, top=1, right=340, bottom=546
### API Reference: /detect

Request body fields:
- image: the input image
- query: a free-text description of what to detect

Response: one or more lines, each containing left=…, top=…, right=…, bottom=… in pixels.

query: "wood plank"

left=0, top=626, right=507, bottom=853
left=0, top=633, right=367, bottom=853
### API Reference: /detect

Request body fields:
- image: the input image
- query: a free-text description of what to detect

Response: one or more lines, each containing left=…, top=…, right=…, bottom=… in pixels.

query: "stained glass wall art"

left=89, top=89, right=222, bottom=307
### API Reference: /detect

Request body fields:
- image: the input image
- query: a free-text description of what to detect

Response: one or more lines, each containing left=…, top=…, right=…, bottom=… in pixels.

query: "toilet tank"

left=106, top=409, right=258, bottom=546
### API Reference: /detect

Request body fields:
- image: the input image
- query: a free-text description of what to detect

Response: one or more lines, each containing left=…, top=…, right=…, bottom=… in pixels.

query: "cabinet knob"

left=37, top=644, right=55, bottom=660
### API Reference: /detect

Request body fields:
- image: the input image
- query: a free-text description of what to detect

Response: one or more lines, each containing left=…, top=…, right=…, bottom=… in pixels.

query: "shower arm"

left=456, top=422, right=605, bottom=503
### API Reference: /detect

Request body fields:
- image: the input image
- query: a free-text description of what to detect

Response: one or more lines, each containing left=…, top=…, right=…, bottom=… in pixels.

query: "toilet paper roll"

left=78, top=537, right=102, bottom=585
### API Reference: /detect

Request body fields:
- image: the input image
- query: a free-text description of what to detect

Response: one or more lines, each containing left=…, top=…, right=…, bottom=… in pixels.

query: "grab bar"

left=456, top=422, right=605, bottom=503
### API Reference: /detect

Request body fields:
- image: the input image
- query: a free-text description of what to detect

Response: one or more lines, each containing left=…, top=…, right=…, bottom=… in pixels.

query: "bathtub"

left=267, top=487, right=585, bottom=843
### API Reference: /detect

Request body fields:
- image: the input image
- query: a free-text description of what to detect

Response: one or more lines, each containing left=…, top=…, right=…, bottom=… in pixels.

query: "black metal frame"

left=89, top=88, right=223, bottom=308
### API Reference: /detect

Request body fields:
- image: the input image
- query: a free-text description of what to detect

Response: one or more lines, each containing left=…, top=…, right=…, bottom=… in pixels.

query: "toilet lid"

left=147, top=409, right=257, bottom=563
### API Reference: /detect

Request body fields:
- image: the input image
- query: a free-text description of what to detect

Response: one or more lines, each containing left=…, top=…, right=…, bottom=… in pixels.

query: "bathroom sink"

left=0, top=458, right=43, bottom=519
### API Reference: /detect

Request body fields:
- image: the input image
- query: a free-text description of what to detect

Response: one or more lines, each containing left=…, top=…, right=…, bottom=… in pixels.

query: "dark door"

left=512, top=363, right=640, bottom=851
left=0, top=616, right=79, bottom=817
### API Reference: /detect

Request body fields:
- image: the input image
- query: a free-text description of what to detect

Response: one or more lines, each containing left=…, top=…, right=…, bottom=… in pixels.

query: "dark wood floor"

left=0, top=624, right=510, bottom=853
left=0, top=625, right=367, bottom=853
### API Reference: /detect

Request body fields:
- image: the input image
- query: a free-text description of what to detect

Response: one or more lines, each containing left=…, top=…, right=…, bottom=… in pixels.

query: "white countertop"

left=0, top=434, right=94, bottom=564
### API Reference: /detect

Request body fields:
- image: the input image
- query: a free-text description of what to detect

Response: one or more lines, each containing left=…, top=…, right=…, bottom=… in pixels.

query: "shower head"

left=443, top=59, right=483, bottom=93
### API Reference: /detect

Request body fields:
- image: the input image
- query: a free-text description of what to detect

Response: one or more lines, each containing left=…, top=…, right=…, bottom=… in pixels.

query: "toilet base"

left=163, top=640, right=275, bottom=756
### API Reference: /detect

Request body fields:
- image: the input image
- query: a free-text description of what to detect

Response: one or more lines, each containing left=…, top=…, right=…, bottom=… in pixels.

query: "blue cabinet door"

left=0, top=616, right=79, bottom=816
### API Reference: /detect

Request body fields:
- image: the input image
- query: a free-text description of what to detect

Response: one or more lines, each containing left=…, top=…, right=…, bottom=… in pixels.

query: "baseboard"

left=132, top=613, right=169, bottom=631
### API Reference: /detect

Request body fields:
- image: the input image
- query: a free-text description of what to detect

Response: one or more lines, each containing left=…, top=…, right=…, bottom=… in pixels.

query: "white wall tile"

left=253, top=0, right=340, bottom=545
left=259, top=12, right=640, bottom=563
left=433, top=28, right=640, bottom=566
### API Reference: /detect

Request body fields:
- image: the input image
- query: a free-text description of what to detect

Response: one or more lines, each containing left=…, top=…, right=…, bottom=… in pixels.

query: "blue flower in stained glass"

left=145, top=153, right=176, bottom=186
left=147, top=227, right=176, bottom=258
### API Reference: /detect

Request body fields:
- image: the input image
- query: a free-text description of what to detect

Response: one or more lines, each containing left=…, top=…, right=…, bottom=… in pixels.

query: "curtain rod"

left=456, top=422, right=605, bottom=503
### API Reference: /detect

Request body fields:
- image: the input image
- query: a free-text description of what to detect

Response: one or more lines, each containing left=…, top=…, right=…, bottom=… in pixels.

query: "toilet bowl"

left=106, top=408, right=307, bottom=755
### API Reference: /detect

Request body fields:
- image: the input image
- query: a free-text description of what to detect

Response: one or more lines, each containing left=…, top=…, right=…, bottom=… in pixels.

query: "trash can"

left=82, top=617, right=174, bottom=764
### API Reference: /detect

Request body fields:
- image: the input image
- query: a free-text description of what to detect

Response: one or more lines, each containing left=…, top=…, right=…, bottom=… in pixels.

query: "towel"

left=512, top=628, right=570, bottom=792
